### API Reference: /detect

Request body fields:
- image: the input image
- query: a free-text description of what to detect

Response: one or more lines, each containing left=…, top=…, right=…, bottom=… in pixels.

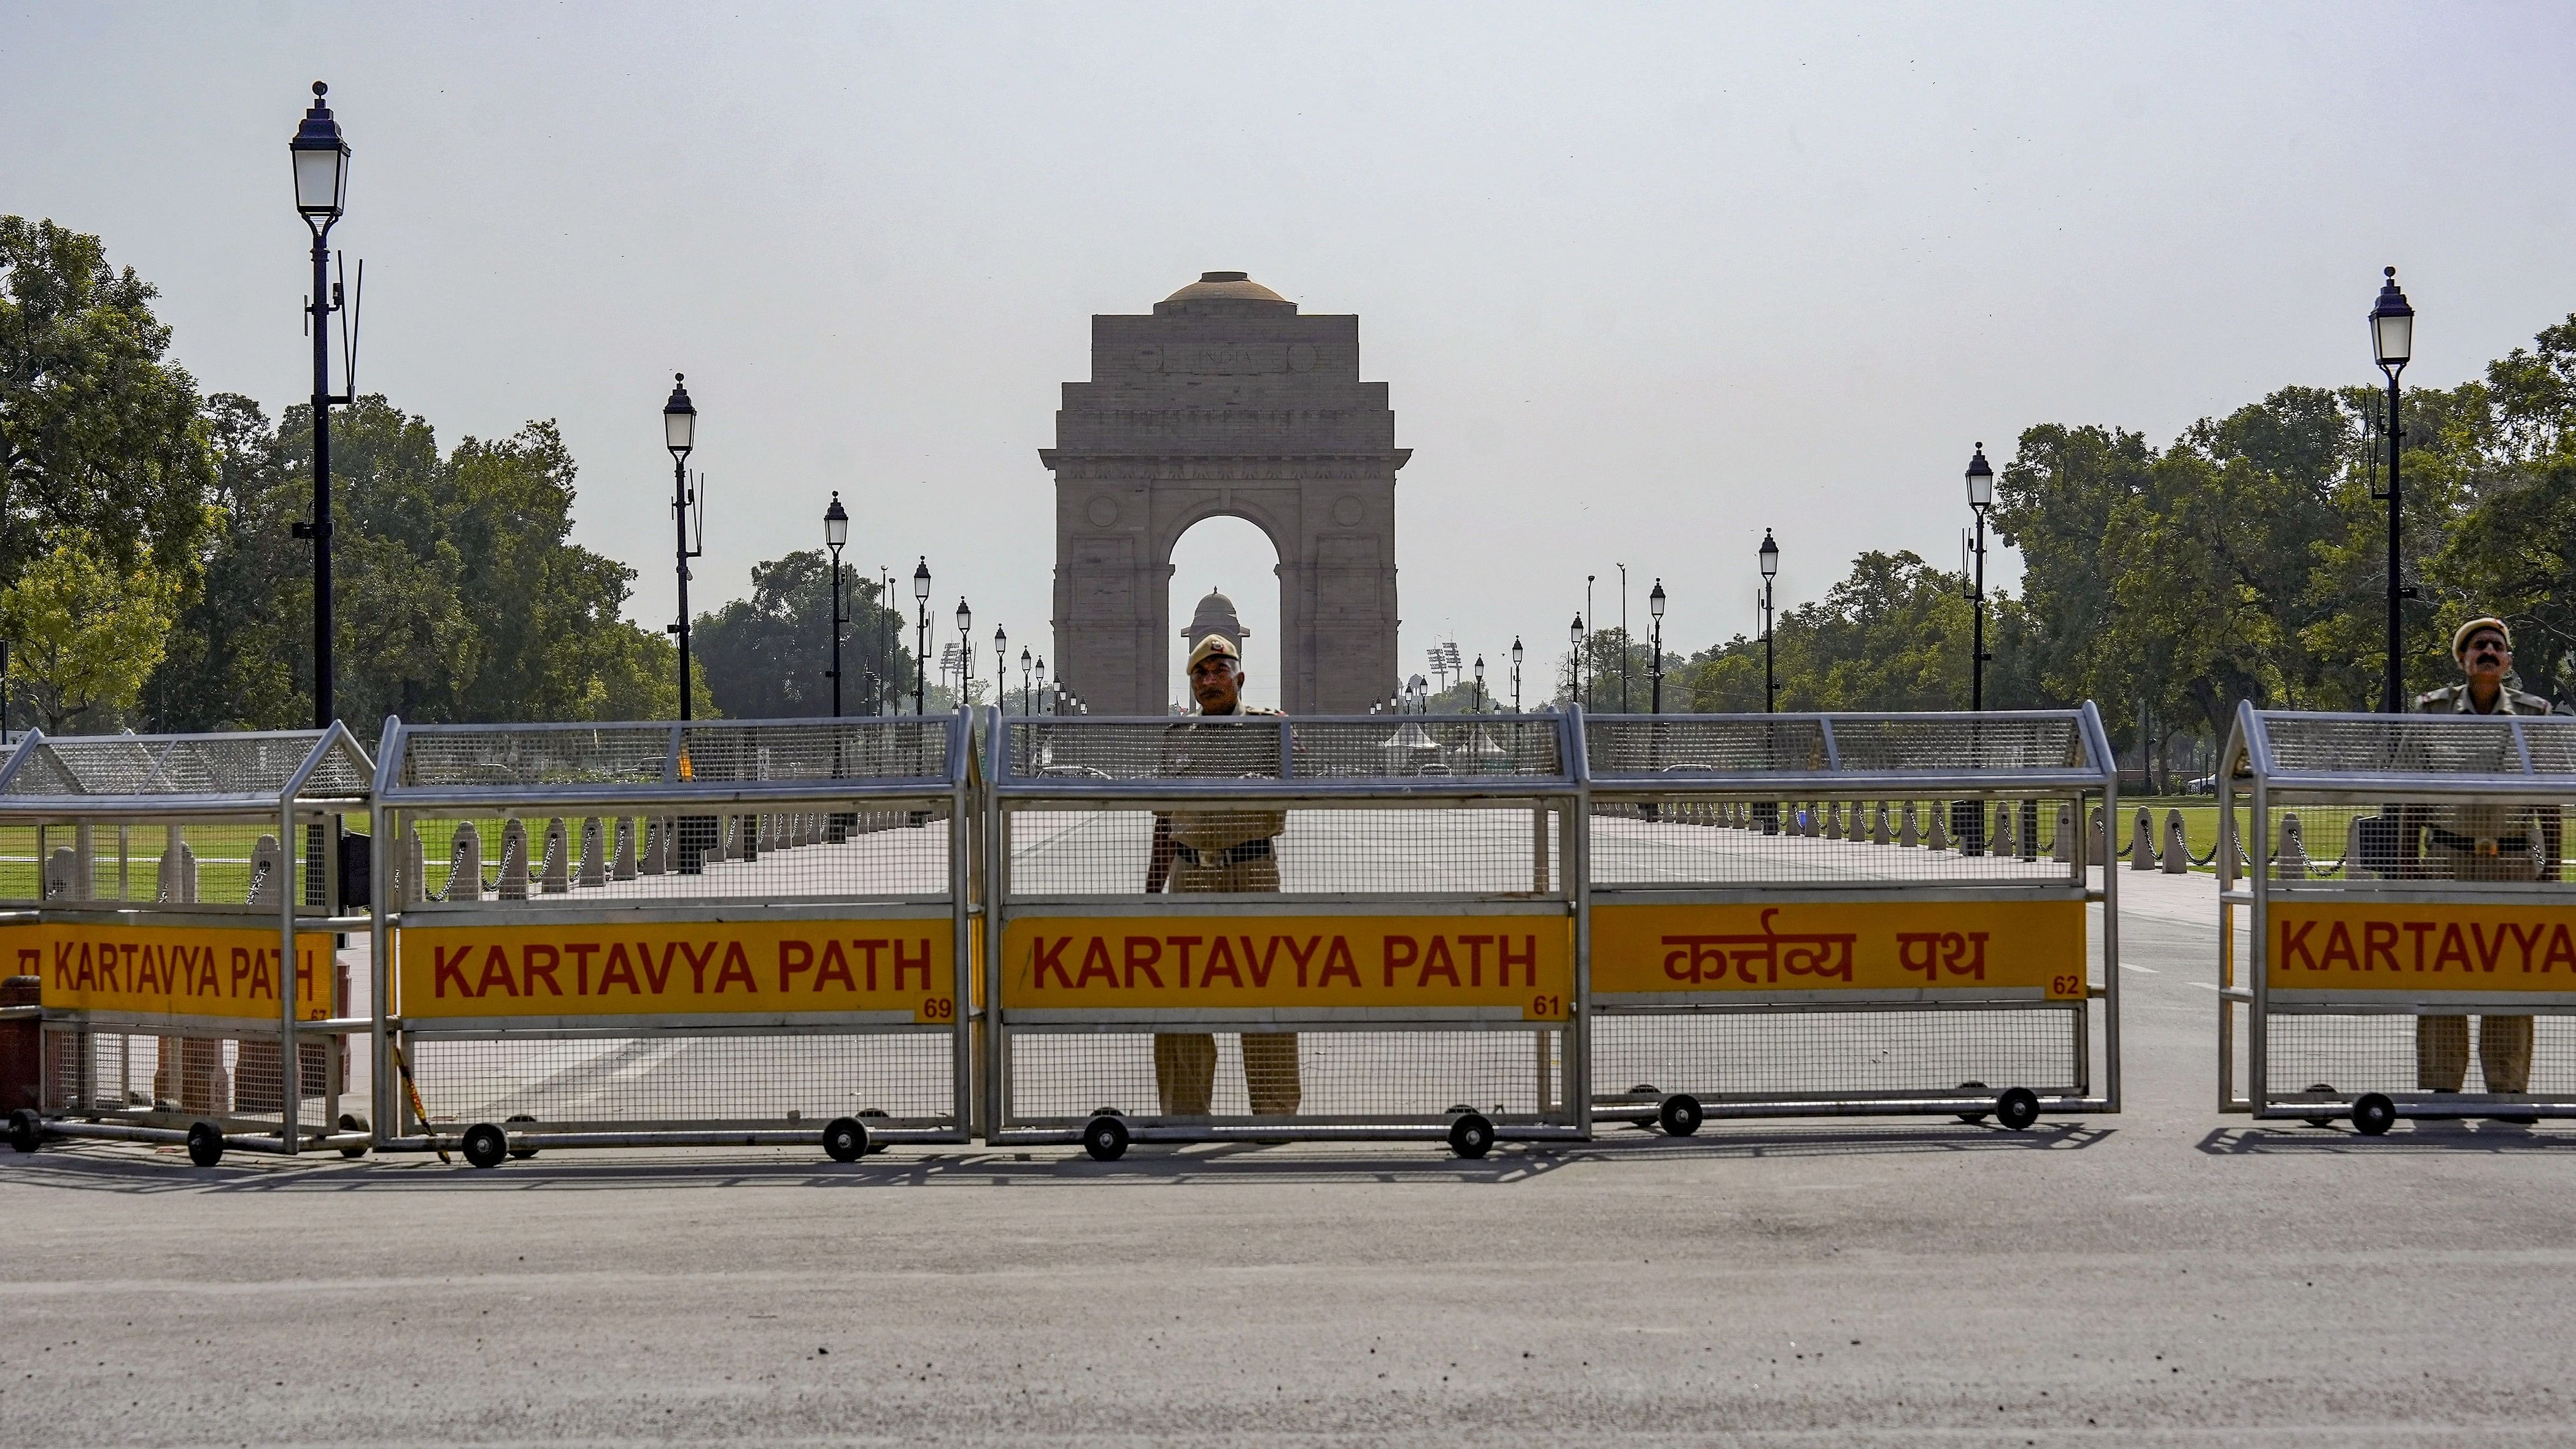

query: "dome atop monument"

left=1156, top=271, right=1295, bottom=315
left=1184, top=587, right=1250, bottom=650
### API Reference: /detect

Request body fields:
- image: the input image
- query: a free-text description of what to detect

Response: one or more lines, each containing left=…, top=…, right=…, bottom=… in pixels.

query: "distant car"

left=2185, top=775, right=2217, bottom=795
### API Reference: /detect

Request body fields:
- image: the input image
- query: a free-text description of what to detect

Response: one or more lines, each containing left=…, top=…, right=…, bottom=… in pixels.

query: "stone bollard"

left=1927, top=804, right=1951, bottom=852
left=2130, top=808, right=2156, bottom=871
left=2053, top=805, right=2075, bottom=864
left=640, top=818, right=668, bottom=876
left=448, top=822, right=484, bottom=902
left=1871, top=802, right=1892, bottom=846
left=1824, top=802, right=1843, bottom=840
left=2162, top=808, right=2189, bottom=874
left=540, top=819, right=571, bottom=894
left=402, top=824, right=427, bottom=905
left=2089, top=807, right=2108, bottom=868
left=2276, top=813, right=2309, bottom=881
left=1898, top=802, right=1920, bottom=849
left=613, top=817, right=638, bottom=881
left=1803, top=803, right=1821, bottom=838
left=1992, top=804, right=2016, bottom=859
left=578, top=817, right=606, bottom=887
left=247, top=835, right=284, bottom=906
left=497, top=820, right=531, bottom=901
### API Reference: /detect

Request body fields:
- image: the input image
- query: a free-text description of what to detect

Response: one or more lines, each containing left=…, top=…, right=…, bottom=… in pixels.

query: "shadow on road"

left=2197, top=1122, right=2576, bottom=1154
left=0, top=1119, right=2109, bottom=1194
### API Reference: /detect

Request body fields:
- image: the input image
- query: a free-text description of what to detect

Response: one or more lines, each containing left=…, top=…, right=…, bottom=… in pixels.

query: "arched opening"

left=1166, top=515, right=1282, bottom=711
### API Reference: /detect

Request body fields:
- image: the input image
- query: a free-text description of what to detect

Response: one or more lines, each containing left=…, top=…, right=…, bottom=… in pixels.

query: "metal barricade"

left=2220, top=705, right=2576, bottom=1132
left=0, top=727, right=376, bottom=1166
left=986, top=711, right=1584, bottom=1159
left=371, top=713, right=975, bottom=1166
left=1581, top=708, right=2121, bottom=1133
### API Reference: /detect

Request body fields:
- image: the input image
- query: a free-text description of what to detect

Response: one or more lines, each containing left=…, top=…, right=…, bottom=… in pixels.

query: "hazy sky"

left=6, top=2, right=2573, bottom=709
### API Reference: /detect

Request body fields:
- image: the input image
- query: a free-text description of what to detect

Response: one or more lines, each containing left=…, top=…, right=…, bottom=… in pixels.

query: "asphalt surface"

left=10, top=868, right=2576, bottom=1445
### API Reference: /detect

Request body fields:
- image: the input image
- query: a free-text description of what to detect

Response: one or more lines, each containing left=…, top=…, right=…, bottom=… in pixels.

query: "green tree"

left=0, top=527, right=179, bottom=733
left=0, top=217, right=214, bottom=584
left=693, top=549, right=915, bottom=719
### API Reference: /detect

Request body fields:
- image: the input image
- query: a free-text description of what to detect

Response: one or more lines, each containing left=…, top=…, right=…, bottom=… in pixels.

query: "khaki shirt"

left=2412, top=681, right=2567, bottom=868
left=1157, top=707, right=1289, bottom=856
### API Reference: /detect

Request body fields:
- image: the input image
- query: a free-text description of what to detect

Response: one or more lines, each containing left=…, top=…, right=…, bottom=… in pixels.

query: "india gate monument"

left=1043, top=271, right=1407, bottom=714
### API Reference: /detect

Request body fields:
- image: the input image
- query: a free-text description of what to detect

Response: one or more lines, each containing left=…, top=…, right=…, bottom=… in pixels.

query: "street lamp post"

left=662, top=375, right=698, bottom=719
left=1473, top=654, right=1486, bottom=714
left=992, top=625, right=1007, bottom=712
left=956, top=598, right=974, bottom=706
left=1510, top=637, right=1523, bottom=713
left=290, top=82, right=350, bottom=728
left=1019, top=647, right=1032, bottom=716
left=2372, top=267, right=2416, bottom=713
left=911, top=557, right=930, bottom=714
left=1758, top=530, right=1779, bottom=714
left=1963, top=446, right=1994, bottom=714
left=1569, top=614, right=1587, bottom=709
left=1618, top=563, right=1630, bottom=713
left=824, top=493, right=848, bottom=718
left=1649, top=579, right=1666, bottom=713
left=1585, top=575, right=1596, bottom=711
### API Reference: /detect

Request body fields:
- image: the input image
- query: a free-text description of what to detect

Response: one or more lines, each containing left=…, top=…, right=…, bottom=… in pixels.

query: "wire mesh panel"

left=0, top=725, right=374, bottom=1162
left=2224, top=704, right=2576, bottom=1127
left=1583, top=707, right=2119, bottom=1129
left=989, top=713, right=1583, bottom=1155
left=373, top=713, right=978, bottom=1162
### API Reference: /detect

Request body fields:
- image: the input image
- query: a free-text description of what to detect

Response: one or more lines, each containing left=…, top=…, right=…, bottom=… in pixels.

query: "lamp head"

left=1511, top=636, right=1523, bottom=667
left=822, top=493, right=849, bottom=549
left=1649, top=579, right=1667, bottom=617
left=290, top=80, right=350, bottom=222
left=1964, top=446, right=1994, bottom=511
left=1758, top=528, right=1781, bottom=578
left=912, top=556, right=930, bottom=601
left=2372, top=265, right=2415, bottom=371
left=1570, top=613, right=1586, bottom=646
left=956, top=597, right=972, bottom=634
left=662, top=373, right=696, bottom=456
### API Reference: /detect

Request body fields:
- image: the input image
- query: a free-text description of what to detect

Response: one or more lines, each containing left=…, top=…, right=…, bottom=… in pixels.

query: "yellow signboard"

left=1592, top=899, right=2088, bottom=1000
left=2270, top=900, right=2576, bottom=992
left=396, top=919, right=959, bottom=1023
left=8, top=922, right=337, bottom=1021
left=1000, top=916, right=1572, bottom=1021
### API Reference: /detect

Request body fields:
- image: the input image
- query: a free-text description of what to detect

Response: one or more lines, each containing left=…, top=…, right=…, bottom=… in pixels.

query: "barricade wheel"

left=462, top=1122, right=510, bottom=1169
left=1448, top=1112, right=1495, bottom=1159
left=1955, top=1081, right=1991, bottom=1124
left=1658, top=1094, right=1704, bottom=1137
left=1995, top=1088, right=2041, bottom=1131
left=2301, top=1084, right=2338, bottom=1130
left=1081, top=1114, right=1130, bottom=1162
left=823, top=1117, right=867, bottom=1164
left=338, top=1112, right=371, bottom=1159
left=2352, top=1093, right=2397, bottom=1137
left=506, top=1113, right=540, bottom=1159
left=185, top=1122, right=225, bottom=1168
left=8, top=1108, right=41, bottom=1154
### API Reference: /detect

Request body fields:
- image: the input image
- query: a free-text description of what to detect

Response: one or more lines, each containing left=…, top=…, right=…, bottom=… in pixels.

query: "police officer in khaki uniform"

left=1143, top=634, right=1300, bottom=1116
left=2407, top=617, right=2568, bottom=1101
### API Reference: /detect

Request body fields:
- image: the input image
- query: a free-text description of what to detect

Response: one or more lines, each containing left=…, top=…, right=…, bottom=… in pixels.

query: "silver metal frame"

left=1580, top=705, right=2122, bottom=1126
left=0, top=725, right=377, bottom=1156
left=2220, top=703, right=2576, bottom=1123
left=984, top=709, right=1589, bottom=1148
left=369, top=712, right=979, bottom=1157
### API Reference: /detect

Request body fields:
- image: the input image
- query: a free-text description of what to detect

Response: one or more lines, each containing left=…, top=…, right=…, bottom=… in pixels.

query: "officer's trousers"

left=2418, top=844, right=2536, bottom=1094
left=1155, top=854, right=1301, bottom=1116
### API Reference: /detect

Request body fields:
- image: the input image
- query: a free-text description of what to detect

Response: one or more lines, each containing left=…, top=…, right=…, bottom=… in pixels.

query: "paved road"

left=10, top=867, right=2576, bottom=1445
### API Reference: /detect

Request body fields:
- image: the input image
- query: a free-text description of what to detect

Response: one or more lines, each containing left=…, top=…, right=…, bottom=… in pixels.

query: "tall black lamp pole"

left=824, top=493, right=849, bottom=717
left=663, top=376, right=698, bottom=719
left=1758, top=530, right=1779, bottom=713
left=1510, top=636, right=1523, bottom=713
left=2372, top=268, right=2416, bottom=713
left=1648, top=579, right=1667, bottom=713
left=956, top=598, right=974, bottom=707
left=289, top=82, right=350, bottom=728
left=1963, top=447, right=1993, bottom=713
left=912, top=557, right=931, bottom=714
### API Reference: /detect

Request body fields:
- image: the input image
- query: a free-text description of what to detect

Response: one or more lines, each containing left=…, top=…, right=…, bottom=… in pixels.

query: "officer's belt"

left=1175, top=838, right=1275, bottom=869
left=2427, top=828, right=2531, bottom=857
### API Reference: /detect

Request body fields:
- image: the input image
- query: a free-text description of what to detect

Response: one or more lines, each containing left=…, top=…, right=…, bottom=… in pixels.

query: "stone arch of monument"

left=1044, top=272, right=1407, bottom=716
